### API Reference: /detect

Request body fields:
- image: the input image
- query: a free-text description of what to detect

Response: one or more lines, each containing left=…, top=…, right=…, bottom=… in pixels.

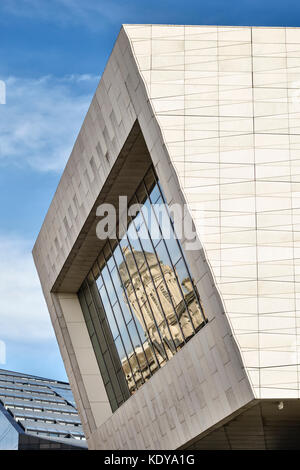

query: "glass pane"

left=109, top=268, right=130, bottom=324
left=127, top=320, right=142, bottom=351
left=112, top=303, right=124, bottom=332
left=174, top=258, right=190, bottom=292
left=112, top=245, right=124, bottom=270
left=174, top=258, right=204, bottom=336
left=88, top=303, right=104, bottom=340
left=101, top=266, right=117, bottom=306
left=165, top=233, right=181, bottom=266
left=114, top=336, right=127, bottom=364
left=130, top=206, right=144, bottom=234
left=92, top=263, right=100, bottom=282
left=103, top=243, right=111, bottom=262
left=116, top=370, right=132, bottom=401
left=95, top=274, right=103, bottom=291
left=121, top=326, right=134, bottom=359
left=148, top=206, right=161, bottom=247
left=137, top=226, right=153, bottom=254
left=124, top=234, right=146, bottom=277
left=155, top=240, right=171, bottom=267
left=91, top=336, right=109, bottom=384
left=106, top=254, right=115, bottom=273
left=127, top=320, right=152, bottom=382
left=97, top=252, right=106, bottom=271
left=149, top=183, right=161, bottom=204
left=99, top=286, right=118, bottom=339
left=152, top=197, right=172, bottom=240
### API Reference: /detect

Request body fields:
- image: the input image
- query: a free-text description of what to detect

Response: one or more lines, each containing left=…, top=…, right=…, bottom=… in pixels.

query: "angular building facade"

left=33, top=25, right=300, bottom=449
left=0, top=368, right=87, bottom=449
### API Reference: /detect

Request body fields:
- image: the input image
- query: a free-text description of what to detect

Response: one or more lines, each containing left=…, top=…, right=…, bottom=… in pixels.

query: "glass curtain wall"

left=78, top=166, right=207, bottom=412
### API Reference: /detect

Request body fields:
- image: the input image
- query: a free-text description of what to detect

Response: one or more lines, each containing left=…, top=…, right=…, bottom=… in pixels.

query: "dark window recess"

left=78, top=165, right=207, bottom=412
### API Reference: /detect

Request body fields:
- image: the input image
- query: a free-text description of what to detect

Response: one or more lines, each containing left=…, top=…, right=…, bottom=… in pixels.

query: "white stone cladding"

left=33, top=25, right=300, bottom=449
left=124, top=24, right=300, bottom=400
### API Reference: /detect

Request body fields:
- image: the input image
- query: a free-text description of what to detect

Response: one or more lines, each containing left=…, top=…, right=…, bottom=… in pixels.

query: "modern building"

left=0, top=368, right=87, bottom=449
left=33, top=25, right=300, bottom=450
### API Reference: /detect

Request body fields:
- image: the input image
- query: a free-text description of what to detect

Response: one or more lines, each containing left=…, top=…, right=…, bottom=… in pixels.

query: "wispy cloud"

left=0, top=235, right=67, bottom=377
left=0, top=74, right=99, bottom=172
left=0, top=235, right=54, bottom=342
left=0, top=0, right=130, bottom=30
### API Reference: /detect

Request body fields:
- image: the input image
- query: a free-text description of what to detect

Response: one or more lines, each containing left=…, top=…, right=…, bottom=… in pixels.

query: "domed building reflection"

left=119, top=247, right=205, bottom=393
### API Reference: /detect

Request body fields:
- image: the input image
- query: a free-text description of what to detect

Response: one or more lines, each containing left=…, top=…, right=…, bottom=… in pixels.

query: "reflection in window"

left=78, top=166, right=207, bottom=411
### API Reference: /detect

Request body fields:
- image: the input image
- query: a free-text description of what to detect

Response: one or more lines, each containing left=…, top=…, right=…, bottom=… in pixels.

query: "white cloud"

left=0, top=235, right=55, bottom=342
left=0, top=74, right=99, bottom=172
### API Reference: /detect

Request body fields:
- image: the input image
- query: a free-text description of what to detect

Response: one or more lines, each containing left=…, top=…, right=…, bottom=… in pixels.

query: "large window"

left=78, top=166, right=207, bottom=411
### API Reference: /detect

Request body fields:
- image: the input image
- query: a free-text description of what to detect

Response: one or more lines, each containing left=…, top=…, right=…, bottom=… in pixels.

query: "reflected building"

left=78, top=167, right=207, bottom=404
left=119, top=246, right=204, bottom=393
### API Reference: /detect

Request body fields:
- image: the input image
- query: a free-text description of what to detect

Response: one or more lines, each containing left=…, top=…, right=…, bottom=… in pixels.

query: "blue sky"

left=0, top=0, right=299, bottom=382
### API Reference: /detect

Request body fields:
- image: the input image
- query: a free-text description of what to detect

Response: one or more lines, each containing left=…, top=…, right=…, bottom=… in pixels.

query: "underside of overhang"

left=181, top=399, right=300, bottom=450
left=52, top=120, right=152, bottom=293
